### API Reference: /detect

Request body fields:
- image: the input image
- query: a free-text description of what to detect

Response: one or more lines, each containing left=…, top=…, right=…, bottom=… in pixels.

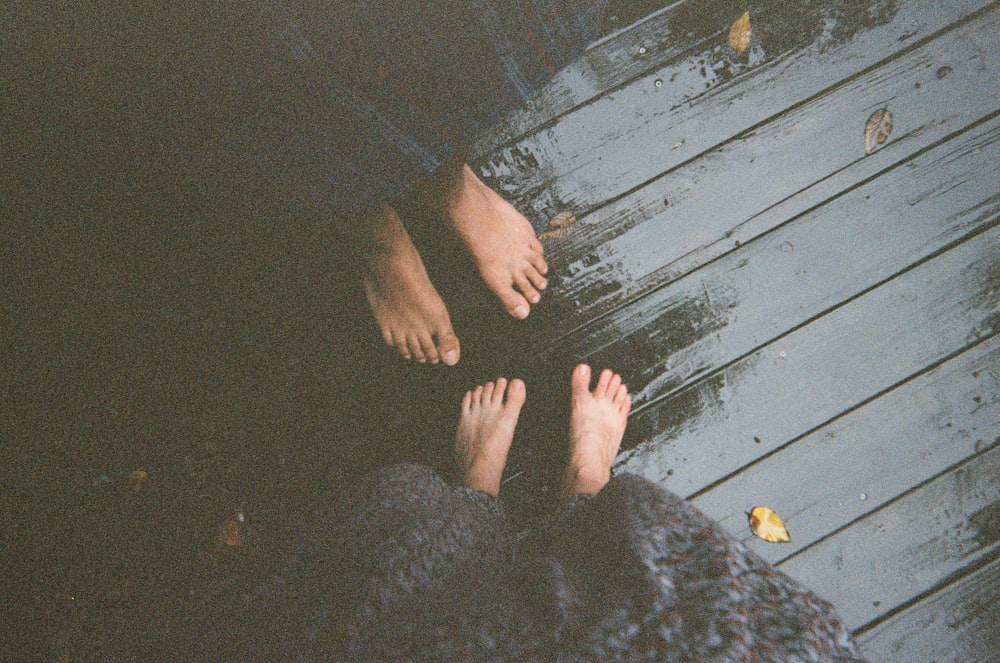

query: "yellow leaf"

left=539, top=211, right=577, bottom=240
left=128, top=469, right=148, bottom=493
left=219, top=519, right=241, bottom=547
left=729, top=11, right=752, bottom=54
left=748, top=505, right=791, bottom=543
left=864, top=108, right=893, bottom=155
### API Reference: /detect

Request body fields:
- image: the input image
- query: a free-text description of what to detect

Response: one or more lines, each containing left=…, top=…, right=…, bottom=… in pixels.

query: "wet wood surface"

left=471, top=0, right=1000, bottom=658
left=857, top=555, right=1000, bottom=661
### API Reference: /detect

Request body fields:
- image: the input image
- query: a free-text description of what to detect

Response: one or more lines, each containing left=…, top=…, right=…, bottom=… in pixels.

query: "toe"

left=525, top=264, right=548, bottom=291
left=530, top=250, right=548, bottom=276
left=499, top=288, right=531, bottom=320
left=621, top=394, right=633, bottom=415
left=462, top=390, right=473, bottom=412
left=472, top=385, right=485, bottom=407
left=418, top=334, right=439, bottom=364
left=482, top=380, right=496, bottom=403
left=408, top=336, right=427, bottom=363
left=529, top=234, right=544, bottom=255
left=506, top=379, right=527, bottom=409
left=392, top=333, right=411, bottom=360
left=493, top=378, right=508, bottom=403
left=612, top=384, right=629, bottom=406
left=436, top=330, right=461, bottom=367
left=514, top=274, right=541, bottom=305
left=571, top=364, right=592, bottom=395
left=594, top=369, right=614, bottom=397
left=607, top=373, right=622, bottom=399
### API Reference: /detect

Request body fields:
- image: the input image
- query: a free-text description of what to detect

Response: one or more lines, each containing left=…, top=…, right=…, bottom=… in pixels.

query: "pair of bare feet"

left=360, top=164, right=548, bottom=365
left=455, top=364, right=632, bottom=499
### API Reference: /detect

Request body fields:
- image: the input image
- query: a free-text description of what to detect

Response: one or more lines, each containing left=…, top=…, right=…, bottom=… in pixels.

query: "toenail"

left=443, top=350, right=459, bottom=365
left=529, top=293, right=540, bottom=303
left=513, top=304, right=529, bottom=319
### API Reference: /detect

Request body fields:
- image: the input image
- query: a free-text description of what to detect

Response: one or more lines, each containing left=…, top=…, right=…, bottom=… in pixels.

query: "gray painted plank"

left=777, top=445, right=1000, bottom=630
left=478, top=0, right=992, bottom=223
left=616, top=222, right=1000, bottom=494
left=857, top=555, right=1000, bottom=662
left=474, top=0, right=716, bottom=149
left=689, top=334, right=1000, bottom=565
left=542, top=115, right=1000, bottom=411
left=525, top=7, right=1000, bottom=339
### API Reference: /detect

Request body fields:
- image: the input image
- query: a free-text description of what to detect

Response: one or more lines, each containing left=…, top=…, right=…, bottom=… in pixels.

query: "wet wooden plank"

left=777, top=445, right=1000, bottom=631
left=856, top=555, right=1000, bottom=662
left=615, top=221, right=1000, bottom=494
left=474, top=0, right=751, bottom=148
left=689, top=335, right=1000, bottom=565
left=479, top=0, right=992, bottom=223
left=524, top=6, right=1000, bottom=338
left=551, top=114, right=1000, bottom=410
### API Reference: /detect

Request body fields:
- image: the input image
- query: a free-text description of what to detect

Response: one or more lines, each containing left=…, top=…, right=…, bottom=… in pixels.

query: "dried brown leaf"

left=219, top=519, right=241, bottom=547
left=729, top=11, right=752, bottom=54
left=864, top=108, right=893, bottom=155
left=128, top=469, right=148, bottom=493
left=539, top=211, right=578, bottom=240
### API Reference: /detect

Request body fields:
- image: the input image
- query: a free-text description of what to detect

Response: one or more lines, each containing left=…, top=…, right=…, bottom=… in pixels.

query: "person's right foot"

left=360, top=203, right=460, bottom=365
left=418, top=163, right=548, bottom=320
left=562, top=364, right=632, bottom=498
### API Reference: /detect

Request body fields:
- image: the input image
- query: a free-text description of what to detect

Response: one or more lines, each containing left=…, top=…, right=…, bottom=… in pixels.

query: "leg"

left=561, top=363, right=632, bottom=498
left=455, top=376, right=527, bottom=496
left=418, top=162, right=549, bottom=320
left=359, top=203, right=461, bottom=365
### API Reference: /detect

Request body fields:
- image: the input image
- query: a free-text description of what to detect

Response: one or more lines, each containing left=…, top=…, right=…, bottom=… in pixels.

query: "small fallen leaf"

left=128, top=469, right=148, bottom=493
left=219, top=519, right=241, bottom=547
left=539, top=211, right=577, bottom=240
left=729, top=11, right=752, bottom=54
left=864, top=108, right=893, bottom=155
left=748, top=505, right=791, bottom=543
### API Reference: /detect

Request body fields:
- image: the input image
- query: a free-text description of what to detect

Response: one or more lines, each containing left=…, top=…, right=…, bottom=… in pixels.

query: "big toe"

left=571, top=364, right=592, bottom=396
left=505, top=378, right=527, bottom=410
left=498, top=287, right=531, bottom=320
left=437, top=330, right=461, bottom=366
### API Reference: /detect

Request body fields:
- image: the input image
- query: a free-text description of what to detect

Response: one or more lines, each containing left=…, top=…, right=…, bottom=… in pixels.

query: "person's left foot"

left=455, top=377, right=526, bottom=495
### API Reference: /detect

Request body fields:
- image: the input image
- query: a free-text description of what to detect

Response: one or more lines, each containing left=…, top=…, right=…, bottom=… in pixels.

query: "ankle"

left=465, top=461, right=503, bottom=496
left=561, top=462, right=610, bottom=498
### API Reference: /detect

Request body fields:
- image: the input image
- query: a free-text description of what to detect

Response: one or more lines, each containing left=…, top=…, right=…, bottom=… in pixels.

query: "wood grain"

left=690, top=335, right=1000, bottom=565
left=523, top=6, right=1000, bottom=344
left=778, top=445, right=1000, bottom=630
left=857, top=555, right=1000, bottom=662
left=617, top=222, right=1000, bottom=493
left=477, top=1, right=992, bottom=224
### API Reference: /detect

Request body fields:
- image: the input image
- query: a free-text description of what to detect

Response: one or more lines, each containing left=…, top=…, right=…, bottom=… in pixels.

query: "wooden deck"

left=454, top=0, right=1000, bottom=657
left=6, top=0, right=999, bottom=659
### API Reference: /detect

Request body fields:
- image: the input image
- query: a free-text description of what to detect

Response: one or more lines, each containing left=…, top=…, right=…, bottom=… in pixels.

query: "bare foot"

left=455, top=377, right=526, bottom=496
left=562, top=364, right=632, bottom=498
left=441, top=165, right=549, bottom=320
left=359, top=203, right=461, bottom=365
